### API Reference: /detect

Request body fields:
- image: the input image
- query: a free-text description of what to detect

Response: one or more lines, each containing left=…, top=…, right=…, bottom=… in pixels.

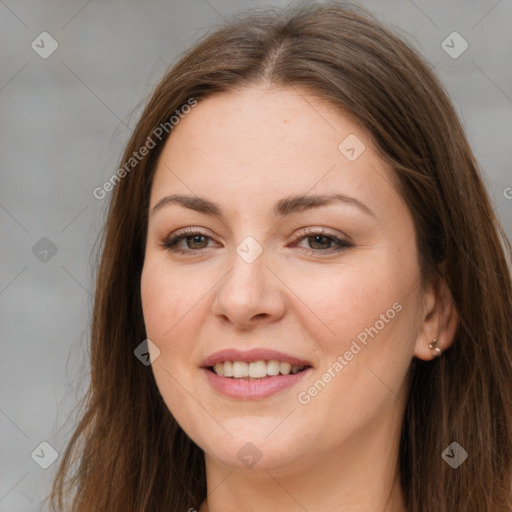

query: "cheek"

left=140, top=260, right=203, bottom=423
left=305, top=263, right=418, bottom=403
left=140, top=267, right=171, bottom=342
left=293, top=261, right=401, bottom=350
left=140, top=259, right=202, bottom=342
left=295, top=250, right=419, bottom=403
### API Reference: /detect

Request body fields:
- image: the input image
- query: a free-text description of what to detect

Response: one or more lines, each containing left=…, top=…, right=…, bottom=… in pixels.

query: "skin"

left=140, top=83, right=458, bottom=512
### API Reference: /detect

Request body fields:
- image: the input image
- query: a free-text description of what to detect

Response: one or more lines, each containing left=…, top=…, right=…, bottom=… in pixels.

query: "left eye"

left=295, top=233, right=350, bottom=252
left=161, top=229, right=352, bottom=255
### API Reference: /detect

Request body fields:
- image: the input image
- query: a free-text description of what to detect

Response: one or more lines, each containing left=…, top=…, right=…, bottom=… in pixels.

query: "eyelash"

left=159, top=227, right=353, bottom=256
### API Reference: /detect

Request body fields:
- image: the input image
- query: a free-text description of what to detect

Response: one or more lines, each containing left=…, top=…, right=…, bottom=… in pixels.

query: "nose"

left=211, top=246, right=286, bottom=330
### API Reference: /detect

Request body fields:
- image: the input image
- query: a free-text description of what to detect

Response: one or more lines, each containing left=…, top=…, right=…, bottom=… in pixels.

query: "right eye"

left=160, top=228, right=218, bottom=254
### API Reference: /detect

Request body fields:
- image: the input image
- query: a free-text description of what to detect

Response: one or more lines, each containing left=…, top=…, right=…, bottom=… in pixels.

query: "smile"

left=211, top=360, right=308, bottom=379
left=202, top=364, right=313, bottom=400
left=200, top=348, right=314, bottom=399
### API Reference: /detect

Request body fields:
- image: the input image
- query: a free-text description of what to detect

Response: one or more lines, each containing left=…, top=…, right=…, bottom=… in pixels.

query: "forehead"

left=150, top=85, right=398, bottom=217
left=160, top=85, right=366, bottom=163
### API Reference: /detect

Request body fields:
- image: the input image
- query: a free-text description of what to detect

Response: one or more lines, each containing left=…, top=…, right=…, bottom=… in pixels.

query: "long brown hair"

left=47, top=3, right=512, bottom=510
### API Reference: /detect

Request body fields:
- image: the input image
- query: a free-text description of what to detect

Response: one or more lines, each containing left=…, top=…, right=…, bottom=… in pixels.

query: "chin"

left=196, top=428, right=309, bottom=471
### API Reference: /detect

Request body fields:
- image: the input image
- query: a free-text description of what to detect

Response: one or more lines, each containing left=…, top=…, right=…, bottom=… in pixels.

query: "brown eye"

left=160, top=228, right=352, bottom=256
left=292, top=230, right=353, bottom=255
left=307, top=235, right=332, bottom=250
left=161, top=229, right=215, bottom=254
left=184, top=234, right=209, bottom=250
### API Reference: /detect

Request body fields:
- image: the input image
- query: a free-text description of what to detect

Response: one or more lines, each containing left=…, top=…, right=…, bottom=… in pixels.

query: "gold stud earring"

left=429, top=338, right=442, bottom=357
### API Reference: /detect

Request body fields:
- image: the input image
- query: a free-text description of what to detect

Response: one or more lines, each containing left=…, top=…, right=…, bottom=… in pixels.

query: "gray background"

left=1, top=0, right=511, bottom=510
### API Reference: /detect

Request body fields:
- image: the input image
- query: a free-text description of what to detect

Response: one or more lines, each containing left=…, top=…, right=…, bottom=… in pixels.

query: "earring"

left=429, top=338, right=442, bottom=357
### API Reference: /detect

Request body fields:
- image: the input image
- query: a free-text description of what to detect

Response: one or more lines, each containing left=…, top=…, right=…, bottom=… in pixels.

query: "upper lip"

left=201, top=348, right=313, bottom=368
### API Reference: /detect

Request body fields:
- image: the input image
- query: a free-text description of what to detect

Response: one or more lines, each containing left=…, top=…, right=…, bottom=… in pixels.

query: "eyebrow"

left=150, top=193, right=377, bottom=219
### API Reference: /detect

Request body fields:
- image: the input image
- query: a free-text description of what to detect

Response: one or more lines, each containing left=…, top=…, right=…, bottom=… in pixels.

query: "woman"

left=47, top=2, right=512, bottom=511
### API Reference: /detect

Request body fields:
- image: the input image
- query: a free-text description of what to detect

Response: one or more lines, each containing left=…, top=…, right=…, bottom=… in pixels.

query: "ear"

left=413, top=268, right=459, bottom=361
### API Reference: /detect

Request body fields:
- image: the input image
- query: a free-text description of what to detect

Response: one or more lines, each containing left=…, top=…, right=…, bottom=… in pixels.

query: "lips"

left=200, top=348, right=313, bottom=368
left=200, top=348, right=314, bottom=399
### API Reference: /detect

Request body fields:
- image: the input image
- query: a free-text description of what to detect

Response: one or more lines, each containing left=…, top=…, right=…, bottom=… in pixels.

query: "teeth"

left=233, top=361, right=249, bottom=378
left=223, top=361, right=233, bottom=377
left=211, top=359, right=307, bottom=378
left=213, top=362, right=224, bottom=376
left=280, top=362, right=291, bottom=375
left=249, top=360, right=267, bottom=378
left=267, top=360, right=280, bottom=375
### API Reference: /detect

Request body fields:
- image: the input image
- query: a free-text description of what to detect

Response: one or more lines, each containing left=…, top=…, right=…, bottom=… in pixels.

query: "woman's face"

left=140, top=84, right=435, bottom=471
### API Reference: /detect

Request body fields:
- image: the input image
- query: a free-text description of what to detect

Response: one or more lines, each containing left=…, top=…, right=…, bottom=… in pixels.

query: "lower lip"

left=202, top=367, right=313, bottom=399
